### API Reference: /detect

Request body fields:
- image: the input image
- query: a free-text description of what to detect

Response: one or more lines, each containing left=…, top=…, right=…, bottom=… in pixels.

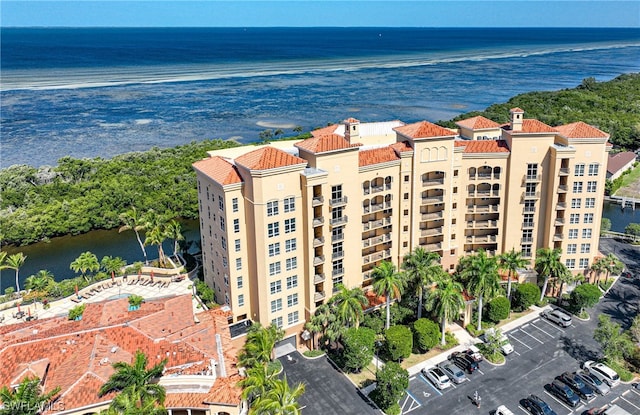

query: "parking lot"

left=399, top=270, right=640, bottom=415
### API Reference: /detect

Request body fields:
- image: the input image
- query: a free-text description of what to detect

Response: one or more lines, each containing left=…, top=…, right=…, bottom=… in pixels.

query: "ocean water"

left=1, top=27, right=640, bottom=168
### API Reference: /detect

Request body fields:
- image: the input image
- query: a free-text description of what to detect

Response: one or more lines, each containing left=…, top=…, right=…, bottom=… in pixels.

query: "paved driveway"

left=279, top=351, right=379, bottom=415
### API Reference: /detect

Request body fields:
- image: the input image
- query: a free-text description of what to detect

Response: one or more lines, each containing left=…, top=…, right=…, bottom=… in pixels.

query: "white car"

left=484, top=328, right=514, bottom=355
left=421, top=366, right=452, bottom=390
left=541, top=309, right=572, bottom=327
left=583, top=361, right=620, bottom=387
left=495, top=405, right=515, bottom=415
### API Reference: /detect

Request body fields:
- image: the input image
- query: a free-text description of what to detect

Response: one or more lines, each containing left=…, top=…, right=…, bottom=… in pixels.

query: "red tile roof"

left=394, top=121, right=456, bottom=139
left=555, top=121, right=609, bottom=139
left=507, top=119, right=556, bottom=134
left=456, top=116, right=501, bottom=130
left=510, top=107, right=524, bottom=113
left=390, top=141, right=413, bottom=153
left=311, top=124, right=339, bottom=137
left=235, top=147, right=307, bottom=170
left=344, top=117, right=360, bottom=123
left=359, top=147, right=400, bottom=167
left=455, top=140, right=510, bottom=153
left=295, top=133, right=359, bottom=154
left=193, top=156, right=242, bottom=185
left=607, top=151, right=636, bottom=175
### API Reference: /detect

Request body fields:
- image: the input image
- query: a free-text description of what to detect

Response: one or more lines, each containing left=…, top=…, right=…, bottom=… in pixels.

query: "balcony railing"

left=470, top=204, right=500, bottom=213
left=556, top=202, right=567, bottom=210
left=362, top=249, right=392, bottom=265
left=522, top=222, right=535, bottom=229
left=362, top=216, right=392, bottom=231
left=553, top=233, right=564, bottom=241
left=330, top=215, right=348, bottom=226
left=523, top=174, right=542, bottom=183
left=466, top=234, right=497, bottom=243
left=363, top=233, right=392, bottom=248
left=554, top=217, right=565, bottom=226
left=314, top=273, right=325, bottom=283
left=331, top=251, right=345, bottom=260
left=362, top=270, right=373, bottom=280
left=423, top=242, right=442, bottom=251
left=559, top=167, right=570, bottom=176
left=313, top=216, right=324, bottom=227
left=421, top=211, right=444, bottom=221
left=467, top=220, right=498, bottom=229
left=522, top=191, right=541, bottom=200
left=314, top=291, right=326, bottom=302
left=332, top=233, right=344, bottom=242
left=422, top=177, right=445, bottom=186
left=329, top=196, right=348, bottom=207
left=420, top=227, right=443, bottom=237
left=312, top=196, right=324, bottom=207
left=557, top=185, right=568, bottom=193
left=521, top=237, right=533, bottom=243
left=524, top=206, right=536, bottom=213
left=422, top=195, right=444, bottom=204
left=313, top=255, right=325, bottom=265
left=313, top=236, right=325, bottom=247
left=332, top=268, right=345, bottom=277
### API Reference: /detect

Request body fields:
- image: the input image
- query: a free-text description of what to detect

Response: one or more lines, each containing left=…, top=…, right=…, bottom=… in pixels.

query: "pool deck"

left=0, top=275, right=198, bottom=325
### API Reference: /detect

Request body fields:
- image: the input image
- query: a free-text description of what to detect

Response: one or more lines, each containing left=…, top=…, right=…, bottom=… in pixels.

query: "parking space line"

left=508, top=333, right=533, bottom=350
left=536, top=318, right=566, bottom=332
left=543, top=390, right=574, bottom=412
left=518, top=325, right=544, bottom=344
left=619, top=395, right=640, bottom=412
left=477, top=369, right=485, bottom=375
left=518, top=405, right=531, bottom=414
left=529, top=321, right=556, bottom=338
left=418, top=373, right=442, bottom=396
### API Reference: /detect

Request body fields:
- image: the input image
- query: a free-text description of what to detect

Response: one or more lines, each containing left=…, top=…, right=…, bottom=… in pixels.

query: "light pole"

left=375, top=340, right=382, bottom=376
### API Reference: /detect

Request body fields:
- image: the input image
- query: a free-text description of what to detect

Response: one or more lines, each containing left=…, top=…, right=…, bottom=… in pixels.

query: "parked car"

left=587, top=404, right=633, bottom=415
left=448, top=351, right=479, bottom=373
left=541, top=309, right=572, bottom=327
left=583, top=361, right=620, bottom=387
left=484, top=328, right=514, bottom=355
left=465, top=345, right=484, bottom=362
left=547, top=380, right=580, bottom=407
left=557, top=372, right=596, bottom=400
left=577, top=370, right=611, bottom=395
left=521, top=394, right=557, bottom=415
left=421, top=366, right=452, bottom=390
left=621, top=271, right=632, bottom=279
left=494, top=405, right=515, bottom=415
left=437, top=361, right=467, bottom=384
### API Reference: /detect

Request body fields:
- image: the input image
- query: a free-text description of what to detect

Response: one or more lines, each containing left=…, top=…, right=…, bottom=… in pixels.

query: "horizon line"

left=3, top=26, right=640, bottom=29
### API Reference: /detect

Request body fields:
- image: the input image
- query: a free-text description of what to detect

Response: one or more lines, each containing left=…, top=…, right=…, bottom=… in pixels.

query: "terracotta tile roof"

left=359, top=147, right=400, bottom=167
left=455, top=140, right=510, bottom=153
left=456, top=116, right=501, bottom=130
left=295, top=133, right=359, bottom=154
left=555, top=121, right=609, bottom=139
left=204, top=375, right=243, bottom=405
left=507, top=119, right=556, bottom=134
left=235, top=147, right=307, bottom=170
left=165, top=392, right=210, bottom=409
left=390, top=141, right=413, bottom=153
left=193, top=156, right=242, bottom=185
left=607, top=151, right=636, bottom=175
left=510, top=107, right=524, bottom=112
left=311, top=124, right=339, bottom=137
left=394, top=121, right=456, bottom=139
left=344, top=117, right=360, bottom=123
left=10, top=358, right=49, bottom=386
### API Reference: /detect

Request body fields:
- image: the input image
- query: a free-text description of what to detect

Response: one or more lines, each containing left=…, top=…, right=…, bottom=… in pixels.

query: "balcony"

left=329, top=196, right=348, bottom=207
left=423, top=242, right=442, bottom=251
left=467, top=220, right=498, bottom=229
left=313, top=255, right=325, bottom=265
left=314, top=273, right=326, bottom=283
left=420, top=227, right=443, bottom=237
left=332, top=233, right=344, bottom=242
left=523, top=174, right=542, bottom=183
left=559, top=167, right=569, bottom=176
left=466, top=234, right=497, bottom=243
left=421, top=211, right=444, bottom=221
left=330, top=215, right=348, bottom=226
left=553, top=233, right=564, bottom=241
left=521, top=237, right=533, bottom=243
left=332, top=268, right=345, bottom=277
left=312, top=196, right=324, bottom=207
left=554, top=217, right=565, bottom=226
left=422, top=177, right=445, bottom=187
left=556, top=202, right=567, bottom=210
left=557, top=185, right=568, bottom=193
left=331, top=250, right=345, bottom=260
left=313, top=236, right=325, bottom=247
left=313, top=216, right=324, bottom=227
left=522, top=222, right=535, bottom=229
left=362, top=249, right=392, bottom=265
left=470, top=204, right=500, bottom=213
left=362, top=216, right=392, bottom=231
left=363, top=233, right=392, bottom=248
left=422, top=195, right=444, bottom=205
left=524, top=206, right=536, bottom=213
left=522, top=191, right=541, bottom=200
left=371, top=185, right=385, bottom=194
left=362, top=270, right=373, bottom=280
left=314, top=291, right=326, bottom=302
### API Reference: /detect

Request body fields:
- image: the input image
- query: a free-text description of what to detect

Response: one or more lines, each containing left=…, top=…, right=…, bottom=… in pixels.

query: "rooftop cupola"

left=509, top=107, right=524, bottom=132
left=343, top=117, right=360, bottom=144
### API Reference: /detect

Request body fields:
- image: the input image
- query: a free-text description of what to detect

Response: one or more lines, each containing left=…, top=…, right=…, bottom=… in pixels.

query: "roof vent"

left=110, top=346, right=119, bottom=353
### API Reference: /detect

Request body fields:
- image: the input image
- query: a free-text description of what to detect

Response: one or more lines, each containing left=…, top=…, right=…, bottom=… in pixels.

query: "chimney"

left=343, top=118, right=360, bottom=144
left=509, top=108, right=524, bottom=132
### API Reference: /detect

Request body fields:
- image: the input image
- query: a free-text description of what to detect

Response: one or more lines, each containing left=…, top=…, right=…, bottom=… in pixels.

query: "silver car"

left=577, top=370, right=611, bottom=395
left=438, top=361, right=468, bottom=384
left=421, top=366, right=452, bottom=390
left=542, top=309, right=572, bottom=327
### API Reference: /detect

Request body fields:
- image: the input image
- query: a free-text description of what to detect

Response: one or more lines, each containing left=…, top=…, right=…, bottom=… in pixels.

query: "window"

left=570, top=214, right=580, bottom=224
left=269, top=262, right=281, bottom=276
left=285, top=238, right=297, bottom=252
left=219, top=195, right=224, bottom=210
left=523, top=214, right=534, bottom=227
left=567, top=244, right=577, bottom=254
left=404, top=209, right=409, bottom=216
left=566, top=259, right=576, bottom=269
left=571, top=198, right=582, bottom=209
left=587, top=181, right=597, bottom=192
left=286, top=257, right=297, bottom=271
left=268, top=222, right=280, bottom=238
left=573, top=182, right=583, bottom=193
left=233, top=219, right=240, bottom=233
left=287, top=293, right=298, bottom=307
left=568, top=229, right=578, bottom=239
left=284, top=218, right=296, bottom=233
left=238, top=294, right=244, bottom=307
left=333, top=259, right=344, bottom=275
left=268, top=242, right=281, bottom=257
left=585, top=198, right=596, bottom=208
left=220, top=217, right=226, bottom=231
left=522, top=229, right=533, bottom=243
left=333, top=275, right=343, bottom=287
left=581, top=243, right=591, bottom=254
left=579, top=258, right=589, bottom=269
left=525, top=183, right=537, bottom=196
left=574, top=164, right=585, bottom=176
left=403, top=193, right=409, bottom=200
left=332, top=207, right=344, bottom=222
left=235, top=258, right=242, bottom=271
left=237, top=276, right=243, bottom=289
left=232, top=198, right=239, bottom=212
left=271, top=299, right=283, bottom=312
left=267, top=200, right=279, bottom=216
left=284, top=197, right=295, bottom=213
left=272, top=316, right=283, bottom=328
left=588, top=164, right=599, bottom=176
left=582, top=228, right=592, bottom=238
left=584, top=213, right=594, bottom=224
left=404, top=175, right=410, bottom=182
left=287, top=311, right=299, bottom=325
left=222, top=257, right=228, bottom=269
left=270, top=280, right=282, bottom=294
left=454, top=169, right=459, bottom=177
left=524, top=200, right=535, bottom=213
left=221, top=236, right=227, bottom=250
left=527, top=163, right=538, bottom=178
left=235, top=239, right=241, bottom=252
left=331, top=185, right=343, bottom=201
left=223, top=274, right=229, bottom=286
left=286, top=275, right=298, bottom=289
left=521, top=245, right=532, bottom=258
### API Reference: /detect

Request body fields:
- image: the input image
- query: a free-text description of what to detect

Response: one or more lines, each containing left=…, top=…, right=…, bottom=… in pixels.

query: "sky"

left=1, top=0, right=639, bottom=28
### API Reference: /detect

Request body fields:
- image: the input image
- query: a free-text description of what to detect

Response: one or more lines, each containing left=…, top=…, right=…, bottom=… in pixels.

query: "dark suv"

left=521, top=394, right=557, bottom=415
left=558, top=372, right=596, bottom=400
left=548, top=380, right=580, bottom=407
left=449, top=351, right=479, bottom=374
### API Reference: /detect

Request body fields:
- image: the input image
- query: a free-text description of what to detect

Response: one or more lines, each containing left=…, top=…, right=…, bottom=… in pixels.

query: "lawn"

left=614, top=164, right=640, bottom=198
left=494, top=308, right=536, bottom=329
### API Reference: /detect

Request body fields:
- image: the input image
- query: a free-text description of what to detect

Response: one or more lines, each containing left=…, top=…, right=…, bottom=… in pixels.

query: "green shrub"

left=342, top=327, right=376, bottom=373
left=362, top=313, right=385, bottom=335
left=570, top=283, right=601, bottom=312
left=465, top=324, right=484, bottom=338
left=68, top=304, right=86, bottom=320
left=267, top=359, right=283, bottom=375
left=370, top=361, right=408, bottom=412
left=441, top=331, right=459, bottom=350
left=384, top=325, right=413, bottom=362
left=128, top=294, right=144, bottom=307
left=412, top=318, right=440, bottom=353
left=598, top=278, right=614, bottom=291
left=605, top=359, right=634, bottom=382
left=303, top=350, right=325, bottom=358
left=512, top=283, right=540, bottom=311
left=487, top=296, right=510, bottom=322
left=390, top=305, right=414, bottom=326
left=384, top=403, right=401, bottom=415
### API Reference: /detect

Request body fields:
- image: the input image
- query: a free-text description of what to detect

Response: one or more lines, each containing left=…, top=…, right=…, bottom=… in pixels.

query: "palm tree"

left=238, top=323, right=284, bottom=369
left=425, top=278, right=465, bottom=345
left=555, top=267, right=575, bottom=301
left=598, top=253, right=624, bottom=284
left=25, top=270, right=55, bottom=292
left=402, top=248, right=442, bottom=319
left=329, top=284, right=368, bottom=328
left=460, top=250, right=500, bottom=331
left=250, top=376, right=305, bottom=415
left=99, top=350, right=167, bottom=408
left=164, top=219, right=184, bottom=259
left=144, top=212, right=169, bottom=267
left=497, top=248, right=529, bottom=301
left=535, top=248, right=566, bottom=302
left=104, top=387, right=167, bottom=415
left=119, top=207, right=149, bottom=265
left=238, top=364, right=278, bottom=402
left=70, top=251, right=100, bottom=282
left=372, top=260, right=406, bottom=330
left=304, top=304, right=338, bottom=350
left=589, top=259, right=605, bottom=284
left=101, top=256, right=127, bottom=279
left=0, top=376, right=60, bottom=415
left=5, top=252, right=27, bottom=293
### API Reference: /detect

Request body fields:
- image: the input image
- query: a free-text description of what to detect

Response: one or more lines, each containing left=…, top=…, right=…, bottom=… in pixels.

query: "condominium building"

left=193, top=109, right=610, bottom=347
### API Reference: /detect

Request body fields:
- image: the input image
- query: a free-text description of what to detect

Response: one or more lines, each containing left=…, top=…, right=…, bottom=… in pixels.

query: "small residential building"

left=606, top=151, right=636, bottom=179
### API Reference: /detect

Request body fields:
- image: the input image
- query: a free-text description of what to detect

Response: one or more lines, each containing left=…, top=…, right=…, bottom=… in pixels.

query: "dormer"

left=509, top=107, right=524, bottom=132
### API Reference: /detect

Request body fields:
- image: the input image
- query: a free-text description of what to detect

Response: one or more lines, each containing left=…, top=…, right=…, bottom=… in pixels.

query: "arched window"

left=421, top=148, right=431, bottom=162
left=493, top=166, right=501, bottom=179
left=439, top=146, right=447, bottom=160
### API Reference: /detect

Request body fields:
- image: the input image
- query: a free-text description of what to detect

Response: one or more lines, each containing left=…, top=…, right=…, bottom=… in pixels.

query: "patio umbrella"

left=75, top=284, right=79, bottom=297
left=17, top=303, right=21, bottom=313
left=28, top=308, right=31, bottom=317
left=111, top=271, right=115, bottom=283
left=150, top=270, right=154, bottom=282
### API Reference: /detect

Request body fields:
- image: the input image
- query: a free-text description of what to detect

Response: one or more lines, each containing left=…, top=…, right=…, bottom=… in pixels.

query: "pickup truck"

left=494, top=405, right=515, bottom=415
left=484, top=328, right=514, bottom=355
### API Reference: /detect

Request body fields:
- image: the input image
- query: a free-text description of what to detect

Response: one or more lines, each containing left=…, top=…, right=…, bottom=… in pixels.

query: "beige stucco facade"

left=193, top=110, right=609, bottom=345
